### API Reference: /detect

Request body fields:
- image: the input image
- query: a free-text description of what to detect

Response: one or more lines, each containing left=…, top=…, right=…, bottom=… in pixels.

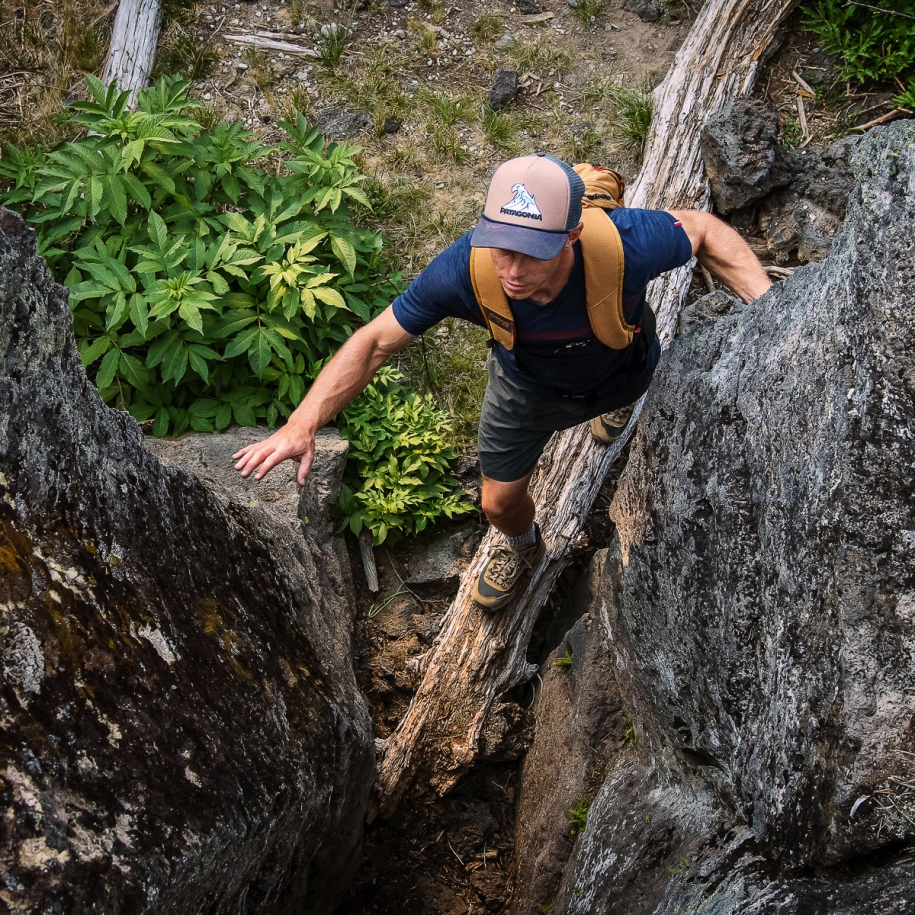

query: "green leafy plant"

left=0, top=74, right=396, bottom=438
left=555, top=649, right=573, bottom=667
left=622, top=715, right=638, bottom=747
left=0, top=75, right=474, bottom=544
left=334, top=366, right=476, bottom=544
left=802, top=0, right=915, bottom=108
left=569, top=798, right=589, bottom=835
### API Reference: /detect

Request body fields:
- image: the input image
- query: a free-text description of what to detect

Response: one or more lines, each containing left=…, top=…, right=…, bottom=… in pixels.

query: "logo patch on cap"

left=500, top=183, right=543, bottom=222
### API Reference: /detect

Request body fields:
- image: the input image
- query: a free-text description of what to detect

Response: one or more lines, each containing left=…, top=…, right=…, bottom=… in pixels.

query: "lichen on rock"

left=0, top=207, right=374, bottom=914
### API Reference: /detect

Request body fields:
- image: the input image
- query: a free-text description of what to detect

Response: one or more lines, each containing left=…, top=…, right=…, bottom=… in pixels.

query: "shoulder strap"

left=579, top=207, right=633, bottom=349
left=470, top=247, right=516, bottom=350
left=469, top=209, right=633, bottom=352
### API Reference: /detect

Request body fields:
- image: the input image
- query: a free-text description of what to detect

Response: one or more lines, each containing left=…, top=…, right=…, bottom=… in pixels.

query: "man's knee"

left=481, top=476, right=531, bottom=521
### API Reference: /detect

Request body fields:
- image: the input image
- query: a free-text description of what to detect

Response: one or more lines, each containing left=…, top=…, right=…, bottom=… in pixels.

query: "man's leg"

left=480, top=471, right=535, bottom=537
left=473, top=470, right=546, bottom=611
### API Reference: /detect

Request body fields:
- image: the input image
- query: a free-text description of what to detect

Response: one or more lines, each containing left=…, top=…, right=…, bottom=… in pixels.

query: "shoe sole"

left=590, top=413, right=633, bottom=445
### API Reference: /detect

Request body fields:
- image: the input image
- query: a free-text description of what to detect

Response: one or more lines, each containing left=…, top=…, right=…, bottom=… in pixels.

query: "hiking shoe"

left=473, top=524, right=546, bottom=612
left=591, top=403, right=636, bottom=444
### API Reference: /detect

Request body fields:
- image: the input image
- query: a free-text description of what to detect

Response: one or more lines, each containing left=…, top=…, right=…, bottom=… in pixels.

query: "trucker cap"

left=470, top=153, right=586, bottom=260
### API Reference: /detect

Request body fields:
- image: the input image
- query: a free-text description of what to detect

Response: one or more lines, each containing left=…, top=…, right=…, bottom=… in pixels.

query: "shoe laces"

left=604, top=404, right=633, bottom=425
left=485, top=545, right=524, bottom=588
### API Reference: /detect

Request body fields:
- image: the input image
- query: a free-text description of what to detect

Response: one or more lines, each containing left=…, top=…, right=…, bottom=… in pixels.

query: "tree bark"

left=374, top=0, right=800, bottom=816
left=102, top=0, right=162, bottom=98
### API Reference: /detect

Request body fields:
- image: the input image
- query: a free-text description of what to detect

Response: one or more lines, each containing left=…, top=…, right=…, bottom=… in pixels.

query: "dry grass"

left=0, top=0, right=110, bottom=146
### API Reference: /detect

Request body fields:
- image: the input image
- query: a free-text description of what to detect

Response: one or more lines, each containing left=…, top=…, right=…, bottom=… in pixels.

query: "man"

left=233, top=153, right=771, bottom=610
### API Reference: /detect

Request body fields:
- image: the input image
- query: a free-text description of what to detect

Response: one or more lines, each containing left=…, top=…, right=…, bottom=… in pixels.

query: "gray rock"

left=622, top=0, right=660, bottom=22
left=383, top=116, right=402, bottom=134
left=489, top=66, right=520, bottom=111
left=700, top=98, right=783, bottom=214
left=313, top=105, right=371, bottom=139
left=495, top=33, right=517, bottom=50
left=549, top=121, right=915, bottom=913
left=825, top=134, right=860, bottom=168
left=145, top=426, right=349, bottom=541
left=0, top=208, right=374, bottom=914
left=759, top=146, right=855, bottom=262
left=404, top=523, right=479, bottom=585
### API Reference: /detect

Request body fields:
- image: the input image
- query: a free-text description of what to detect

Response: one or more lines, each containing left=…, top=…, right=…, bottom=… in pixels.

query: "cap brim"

left=470, top=215, right=568, bottom=260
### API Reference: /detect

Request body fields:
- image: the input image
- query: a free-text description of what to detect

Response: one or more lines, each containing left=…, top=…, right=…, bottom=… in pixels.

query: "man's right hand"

left=233, top=422, right=316, bottom=486
left=230, top=306, right=416, bottom=487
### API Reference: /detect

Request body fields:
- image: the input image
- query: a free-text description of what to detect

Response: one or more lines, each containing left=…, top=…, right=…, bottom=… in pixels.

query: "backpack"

left=469, top=164, right=650, bottom=352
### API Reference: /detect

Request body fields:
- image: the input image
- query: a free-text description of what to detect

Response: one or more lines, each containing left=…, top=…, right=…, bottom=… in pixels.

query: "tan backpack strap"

left=579, top=207, right=633, bottom=350
left=469, top=247, right=515, bottom=350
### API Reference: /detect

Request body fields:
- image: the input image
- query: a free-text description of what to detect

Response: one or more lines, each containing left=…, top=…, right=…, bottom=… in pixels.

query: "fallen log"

left=374, top=0, right=800, bottom=816
left=102, top=0, right=162, bottom=98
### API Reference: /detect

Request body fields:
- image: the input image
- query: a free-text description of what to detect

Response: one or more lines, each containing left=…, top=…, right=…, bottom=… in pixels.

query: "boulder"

left=548, top=121, right=915, bottom=911
left=700, top=98, right=784, bottom=214
left=146, top=426, right=350, bottom=542
left=509, top=552, right=629, bottom=915
left=0, top=209, right=374, bottom=914
left=759, top=146, right=856, bottom=262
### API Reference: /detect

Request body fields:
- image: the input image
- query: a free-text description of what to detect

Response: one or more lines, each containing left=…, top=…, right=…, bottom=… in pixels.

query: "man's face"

left=487, top=222, right=582, bottom=303
left=489, top=246, right=565, bottom=302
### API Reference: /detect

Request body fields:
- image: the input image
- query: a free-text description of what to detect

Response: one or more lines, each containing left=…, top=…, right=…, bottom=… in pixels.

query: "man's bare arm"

left=668, top=210, right=772, bottom=304
left=233, top=306, right=416, bottom=484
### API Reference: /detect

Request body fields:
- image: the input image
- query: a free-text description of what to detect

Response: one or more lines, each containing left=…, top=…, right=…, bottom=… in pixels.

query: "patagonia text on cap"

left=470, top=153, right=585, bottom=260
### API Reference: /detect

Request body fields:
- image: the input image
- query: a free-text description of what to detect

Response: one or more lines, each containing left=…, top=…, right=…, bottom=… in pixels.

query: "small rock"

left=313, top=106, right=372, bottom=140
left=489, top=66, right=519, bottom=111
left=825, top=135, right=860, bottom=168
left=622, top=0, right=660, bottom=21
left=494, top=33, right=517, bottom=50
left=383, top=117, right=401, bottom=134
left=517, top=0, right=540, bottom=12
left=405, top=525, right=480, bottom=586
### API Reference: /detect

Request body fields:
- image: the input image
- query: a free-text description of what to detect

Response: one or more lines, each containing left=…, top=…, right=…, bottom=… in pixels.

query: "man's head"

left=470, top=153, right=585, bottom=260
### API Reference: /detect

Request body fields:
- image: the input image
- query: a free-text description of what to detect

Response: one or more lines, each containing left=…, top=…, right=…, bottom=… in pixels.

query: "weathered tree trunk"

left=374, top=0, right=799, bottom=816
left=628, top=0, right=801, bottom=339
left=102, top=0, right=162, bottom=98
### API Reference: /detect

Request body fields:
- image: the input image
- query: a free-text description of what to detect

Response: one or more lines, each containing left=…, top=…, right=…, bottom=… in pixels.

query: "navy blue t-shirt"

left=392, top=208, right=693, bottom=398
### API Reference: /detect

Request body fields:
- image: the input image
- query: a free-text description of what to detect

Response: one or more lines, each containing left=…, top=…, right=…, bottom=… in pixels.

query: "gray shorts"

left=477, top=353, right=655, bottom=483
